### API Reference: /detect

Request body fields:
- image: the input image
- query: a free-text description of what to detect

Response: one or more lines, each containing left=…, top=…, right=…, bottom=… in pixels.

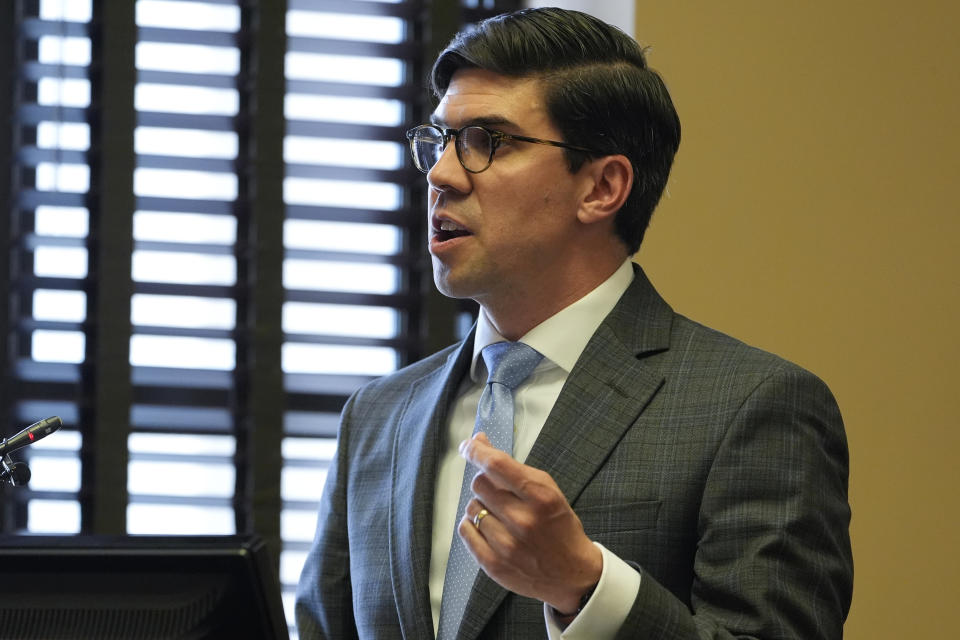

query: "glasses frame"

left=405, top=124, right=603, bottom=174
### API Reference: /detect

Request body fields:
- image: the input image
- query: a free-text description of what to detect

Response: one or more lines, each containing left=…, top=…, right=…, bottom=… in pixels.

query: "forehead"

left=432, top=68, right=552, bottom=131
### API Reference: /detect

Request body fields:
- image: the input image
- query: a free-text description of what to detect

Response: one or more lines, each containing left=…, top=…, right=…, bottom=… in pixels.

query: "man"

left=296, top=7, right=852, bottom=640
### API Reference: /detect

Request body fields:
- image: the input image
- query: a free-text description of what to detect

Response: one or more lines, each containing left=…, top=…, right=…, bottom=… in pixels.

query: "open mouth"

left=434, top=218, right=472, bottom=243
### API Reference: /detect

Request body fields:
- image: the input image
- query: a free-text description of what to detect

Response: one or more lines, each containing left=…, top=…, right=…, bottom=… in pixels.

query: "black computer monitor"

left=0, top=534, right=289, bottom=639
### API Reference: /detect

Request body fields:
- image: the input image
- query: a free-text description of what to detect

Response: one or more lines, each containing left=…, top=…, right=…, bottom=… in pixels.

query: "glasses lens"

left=457, top=127, right=493, bottom=173
left=410, top=126, right=444, bottom=173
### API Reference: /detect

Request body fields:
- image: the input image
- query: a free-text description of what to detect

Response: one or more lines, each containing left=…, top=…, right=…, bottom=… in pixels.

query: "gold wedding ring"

left=473, top=508, right=490, bottom=530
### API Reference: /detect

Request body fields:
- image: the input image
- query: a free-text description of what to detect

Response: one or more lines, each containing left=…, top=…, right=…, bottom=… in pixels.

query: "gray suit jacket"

left=295, top=266, right=853, bottom=639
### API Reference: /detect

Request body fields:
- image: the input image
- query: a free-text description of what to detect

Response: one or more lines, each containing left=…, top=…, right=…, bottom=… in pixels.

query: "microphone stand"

left=0, top=454, right=28, bottom=532
left=0, top=416, right=62, bottom=530
left=0, top=416, right=61, bottom=490
left=0, top=453, right=31, bottom=487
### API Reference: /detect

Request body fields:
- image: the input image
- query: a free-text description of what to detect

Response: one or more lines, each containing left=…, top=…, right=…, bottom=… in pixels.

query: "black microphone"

left=0, top=456, right=30, bottom=486
left=0, top=416, right=62, bottom=457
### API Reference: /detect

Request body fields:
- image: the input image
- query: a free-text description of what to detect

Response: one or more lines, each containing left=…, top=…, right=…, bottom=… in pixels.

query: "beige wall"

left=634, top=2, right=959, bottom=636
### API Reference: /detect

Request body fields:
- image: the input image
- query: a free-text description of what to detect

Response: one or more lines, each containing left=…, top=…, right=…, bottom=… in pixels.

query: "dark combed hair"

left=430, top=8, right=681, bottom=254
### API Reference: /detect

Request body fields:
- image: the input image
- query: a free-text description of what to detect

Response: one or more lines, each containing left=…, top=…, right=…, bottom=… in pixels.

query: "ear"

left=577, top=155, right=633, bottom=226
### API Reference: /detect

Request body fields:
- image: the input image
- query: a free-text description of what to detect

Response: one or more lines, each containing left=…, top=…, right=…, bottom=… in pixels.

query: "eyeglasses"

left=405, top=124, right=603, bottom=174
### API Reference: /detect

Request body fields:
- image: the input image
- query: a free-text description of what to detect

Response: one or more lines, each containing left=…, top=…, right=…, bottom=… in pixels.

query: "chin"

left=432, top=263, right=477, bottom=301
left=432, top=275, right=468, bottom=300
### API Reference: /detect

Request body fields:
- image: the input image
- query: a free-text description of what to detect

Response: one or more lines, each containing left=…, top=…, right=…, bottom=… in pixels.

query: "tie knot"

left=481, top=342, right=543, bottom=390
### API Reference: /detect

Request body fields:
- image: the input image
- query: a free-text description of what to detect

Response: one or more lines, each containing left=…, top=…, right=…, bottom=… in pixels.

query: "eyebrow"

left=428, top=114, right=520, bottom=130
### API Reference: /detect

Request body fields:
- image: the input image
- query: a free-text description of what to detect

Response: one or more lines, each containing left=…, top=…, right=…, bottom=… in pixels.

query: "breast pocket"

left=576, top=500, right=661, bottom=535
left=575, top=500, right=662, bottom=564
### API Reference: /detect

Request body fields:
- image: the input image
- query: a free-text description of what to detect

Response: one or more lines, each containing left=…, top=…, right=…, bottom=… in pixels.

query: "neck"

left=479, top=258, right=627, bottom=341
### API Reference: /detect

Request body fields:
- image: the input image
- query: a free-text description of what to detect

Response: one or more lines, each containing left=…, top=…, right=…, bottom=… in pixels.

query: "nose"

left=426, top=137, right=470, bottom=194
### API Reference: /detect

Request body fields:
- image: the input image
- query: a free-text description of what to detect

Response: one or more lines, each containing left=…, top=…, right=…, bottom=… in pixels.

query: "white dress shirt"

left=428, top=259, right=642, bottom=639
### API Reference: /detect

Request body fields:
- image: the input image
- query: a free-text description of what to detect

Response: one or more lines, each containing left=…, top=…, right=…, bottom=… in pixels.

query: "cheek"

left=541, top=187, right=557, bottom=206
left=540, top=186, right=554, bottom=205
left=527, top=168, right=574, bottom=210
left=477, top=165, right=575, bottom=229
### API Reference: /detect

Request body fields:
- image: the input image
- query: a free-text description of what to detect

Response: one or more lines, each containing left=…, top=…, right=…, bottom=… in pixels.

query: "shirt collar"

left=470, top=259, right=635, bottom=382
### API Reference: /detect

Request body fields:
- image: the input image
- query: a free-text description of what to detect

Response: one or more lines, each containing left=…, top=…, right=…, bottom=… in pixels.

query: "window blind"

left=2, top=0, right=519, bottom=634
left=5, top=0, right=94, bottom=534
left=276, top=2, right=520, bottom=629
left=278, top=0, right=425, bottom=623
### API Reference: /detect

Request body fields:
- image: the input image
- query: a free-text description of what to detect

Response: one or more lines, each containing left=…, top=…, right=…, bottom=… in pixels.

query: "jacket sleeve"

left=615, top=366, right=853, bottom=639
left=295, top=392, right=361, bottom=640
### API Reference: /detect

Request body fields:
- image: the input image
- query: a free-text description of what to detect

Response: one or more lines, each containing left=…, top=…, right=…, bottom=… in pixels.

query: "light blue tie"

left=436, top=341, right=544, bottom=640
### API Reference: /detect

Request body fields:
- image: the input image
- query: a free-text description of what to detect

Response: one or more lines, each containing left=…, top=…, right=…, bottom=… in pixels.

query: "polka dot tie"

left=436, top=341, right=544, bottom=640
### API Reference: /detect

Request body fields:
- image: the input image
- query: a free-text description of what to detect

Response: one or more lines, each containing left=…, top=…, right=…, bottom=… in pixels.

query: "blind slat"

left=137, top=26, right=238, bottom=47
left=286, top=36, right=417, bottom=59
left=288, top=0, right=420, bottom=19
left=283, top=164, right=411, bottom=184
left=22, top=62, right=89, bottom=81
left=285, top=79, right=418, bottom=100
left=136, top=111, right=236, bottom=131
left=136, top=69, right=238, bottom=89
left=286, top=120, right=405, bottom=141
left=19, top=18, right=89, bottom=38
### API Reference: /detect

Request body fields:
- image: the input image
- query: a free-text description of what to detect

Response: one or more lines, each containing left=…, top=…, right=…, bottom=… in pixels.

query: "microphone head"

left=32, top=416, right=62, bottom=439
left=9, top=462, right=30, bottom=486
left=0, top=416, right=63, bottom=456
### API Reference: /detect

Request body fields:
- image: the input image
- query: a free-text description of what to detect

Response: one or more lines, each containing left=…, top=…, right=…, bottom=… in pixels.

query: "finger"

left=464, top=498, right=512, bottom=541
left=465, top=499, right=493, bottom=534
left=461, top=501, right=513, bottom=565
left=470, top=471, right=524, bottom=516
left=458, top=504, right=499, bottom=567
left=468, top=475, right=546, bottom=544
left=460, top=433, right=546, bottom=497
left=460, top=434, right=517, bottom=492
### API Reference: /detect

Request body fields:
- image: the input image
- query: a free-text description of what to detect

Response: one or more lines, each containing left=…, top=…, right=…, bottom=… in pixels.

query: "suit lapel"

left=455, top=266, right=674, bottom=639
left=390, top=336, right=474, bottom=640
left=530, top=266, right=672, bottom=504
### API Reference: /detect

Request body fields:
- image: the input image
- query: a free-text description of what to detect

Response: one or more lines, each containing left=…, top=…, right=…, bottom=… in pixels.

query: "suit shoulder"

left=354, top=341, right=463, bottom=397
left=657, top=314, right=845, bottom=448
left=667, top=313, right=831, bottom=391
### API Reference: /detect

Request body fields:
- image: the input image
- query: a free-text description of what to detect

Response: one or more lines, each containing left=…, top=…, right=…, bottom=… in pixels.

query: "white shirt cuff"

left=543, top=542, right=641, bottom=640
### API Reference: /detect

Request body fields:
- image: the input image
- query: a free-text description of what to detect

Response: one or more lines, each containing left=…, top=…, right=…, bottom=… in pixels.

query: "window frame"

left=0, top=0, right=519, bottom=563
